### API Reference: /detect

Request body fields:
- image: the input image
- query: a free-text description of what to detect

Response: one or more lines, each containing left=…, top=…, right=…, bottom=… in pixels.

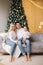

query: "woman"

left=5, top=23, right=17, bottom=62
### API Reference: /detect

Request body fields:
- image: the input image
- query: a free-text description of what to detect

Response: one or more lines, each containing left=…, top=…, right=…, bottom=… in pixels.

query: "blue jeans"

left=18, top=38, right=30, bottom=55
left=18, top=38, right=25, bottom=55
left=25, top=39, right=30, bottom=54
left=5, top=38, right=16, bottom=56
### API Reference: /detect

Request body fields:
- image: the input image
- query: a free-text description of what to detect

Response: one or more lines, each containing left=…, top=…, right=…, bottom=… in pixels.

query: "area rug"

left=0, top=63, right=4, bottom=65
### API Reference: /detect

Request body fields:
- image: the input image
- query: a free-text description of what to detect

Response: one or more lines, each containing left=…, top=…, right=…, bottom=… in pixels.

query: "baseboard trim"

left=0, top=52, right=43, bottom=55
left=0, top=52, right=9, bottom=55
left=30, top=53, right=43, bottom=55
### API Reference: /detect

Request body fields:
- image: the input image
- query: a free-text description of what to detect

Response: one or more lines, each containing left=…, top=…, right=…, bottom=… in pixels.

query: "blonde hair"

left=9, top=23, right=15, bottom=31
left=10, top=23, right=15, bottom=27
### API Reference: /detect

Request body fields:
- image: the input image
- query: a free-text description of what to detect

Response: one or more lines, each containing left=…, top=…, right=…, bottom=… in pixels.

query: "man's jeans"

left=18, top=38, right=30, bottom=55
left=25, top=39, right=30, bottom=54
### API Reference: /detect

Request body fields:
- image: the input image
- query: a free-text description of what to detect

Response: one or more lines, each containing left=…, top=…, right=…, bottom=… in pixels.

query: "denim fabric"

left=6, top=38, right=16, bottom=56
left=18, top=38, right=30, bottom=55
left=25, top=40, right=30, bottom=54
left=18, top=38, right=25, bottom=55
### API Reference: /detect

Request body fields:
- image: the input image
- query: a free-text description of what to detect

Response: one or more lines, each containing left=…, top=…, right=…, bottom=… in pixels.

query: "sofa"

left=0, top=33, right=43, bottom=55
left=30, top=33, right=43, bottom=53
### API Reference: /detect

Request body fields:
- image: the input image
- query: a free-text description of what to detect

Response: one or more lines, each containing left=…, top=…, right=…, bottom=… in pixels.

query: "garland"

left=29, top=0, right=43, bottom=10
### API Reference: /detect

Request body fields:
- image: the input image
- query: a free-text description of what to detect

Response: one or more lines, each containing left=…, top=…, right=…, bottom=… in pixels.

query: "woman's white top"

left=17, top=28, right=24, bottom=39
left=23, top=31, right=31, bottom=39
left=7, top=31, right=17, bottom=43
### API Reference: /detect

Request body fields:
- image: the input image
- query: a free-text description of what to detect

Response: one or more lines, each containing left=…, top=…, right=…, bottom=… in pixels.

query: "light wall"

left=0, top=1, right=9, bottom=32
left=22, top=0, right=43, bottom=33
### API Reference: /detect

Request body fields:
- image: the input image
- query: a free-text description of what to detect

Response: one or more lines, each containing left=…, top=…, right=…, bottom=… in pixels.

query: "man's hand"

left=23, top=37, right=26, bottom=42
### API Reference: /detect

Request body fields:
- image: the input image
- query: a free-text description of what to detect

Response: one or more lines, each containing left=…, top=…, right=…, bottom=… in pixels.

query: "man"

left=16, top=22, right=31, bottom=61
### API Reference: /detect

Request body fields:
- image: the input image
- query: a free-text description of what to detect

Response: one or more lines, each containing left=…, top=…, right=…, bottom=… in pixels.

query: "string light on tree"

left=6, top=0, right=28, bottom=32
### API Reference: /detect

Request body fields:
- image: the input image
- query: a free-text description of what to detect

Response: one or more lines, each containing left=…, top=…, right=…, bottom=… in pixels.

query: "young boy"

left=23, top=26, right=31, bottom=40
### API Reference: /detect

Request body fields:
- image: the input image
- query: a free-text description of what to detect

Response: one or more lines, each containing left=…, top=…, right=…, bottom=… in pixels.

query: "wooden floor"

left=0, top=63, right=4, bottom=65
left=0, top=55, right=43, bottom=65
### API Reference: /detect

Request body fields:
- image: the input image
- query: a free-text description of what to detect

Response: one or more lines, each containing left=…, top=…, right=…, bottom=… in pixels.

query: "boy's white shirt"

left=23, top=31, right=31, bottom=39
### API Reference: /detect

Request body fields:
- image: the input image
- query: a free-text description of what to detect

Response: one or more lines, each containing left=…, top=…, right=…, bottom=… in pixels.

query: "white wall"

left=0, top=1, right=9, bottom=32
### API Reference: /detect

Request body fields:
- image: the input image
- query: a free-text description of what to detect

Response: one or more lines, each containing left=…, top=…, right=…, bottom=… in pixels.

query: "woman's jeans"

left=18, top=38, right=30, bottom=55
left=5, top=38, right=16, bottom=56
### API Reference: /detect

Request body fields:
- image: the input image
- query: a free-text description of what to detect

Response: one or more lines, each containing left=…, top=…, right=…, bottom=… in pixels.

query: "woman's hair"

left=10, top=23, right=15, bottom=27
left=9, top=23, right=15, bottom=31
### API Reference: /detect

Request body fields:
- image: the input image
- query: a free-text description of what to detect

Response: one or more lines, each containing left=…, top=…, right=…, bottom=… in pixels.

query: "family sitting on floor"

left=4, top=22, right=31, bottom=62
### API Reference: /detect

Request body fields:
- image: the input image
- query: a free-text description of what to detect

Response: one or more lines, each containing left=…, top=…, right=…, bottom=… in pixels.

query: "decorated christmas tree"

left=6, top=0, right=28, bottom=32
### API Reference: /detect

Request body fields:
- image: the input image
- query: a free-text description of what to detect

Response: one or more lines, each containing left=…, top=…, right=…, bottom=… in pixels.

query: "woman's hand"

left=15, top=40, right=18, bottom=45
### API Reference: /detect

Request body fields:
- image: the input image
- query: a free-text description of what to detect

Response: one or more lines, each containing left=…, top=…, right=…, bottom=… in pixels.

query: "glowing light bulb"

left=39, top=26, right=41, bottom=29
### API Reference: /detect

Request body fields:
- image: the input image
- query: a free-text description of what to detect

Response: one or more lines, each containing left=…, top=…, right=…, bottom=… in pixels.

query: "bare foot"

left=24, top=55, right=28, bottom=61
left=28, top=57, right=31, bottom=61
left=10, top=56, right=15, bottom=62
left=27, top=55, right=31, bottom=61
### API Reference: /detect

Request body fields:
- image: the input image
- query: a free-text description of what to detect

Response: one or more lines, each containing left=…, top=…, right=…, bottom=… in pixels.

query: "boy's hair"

left=24, top=25, right=30, bottom=31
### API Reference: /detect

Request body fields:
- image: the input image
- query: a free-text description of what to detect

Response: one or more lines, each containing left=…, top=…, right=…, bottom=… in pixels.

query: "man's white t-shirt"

left=17, top=28, right=24, bottom=39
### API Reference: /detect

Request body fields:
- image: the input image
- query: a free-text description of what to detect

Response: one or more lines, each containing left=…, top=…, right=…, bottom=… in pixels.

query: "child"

left=23, top=26, right=31, bottom=61
left=23, top=26, right=31, bottom=40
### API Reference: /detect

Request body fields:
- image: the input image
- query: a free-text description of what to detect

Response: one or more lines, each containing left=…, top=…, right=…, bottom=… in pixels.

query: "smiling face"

left=16, top=22, right=21, bottom=29
left=24, top=26, right=28, bottom=31
left=10, top=24, right=16, bottom=31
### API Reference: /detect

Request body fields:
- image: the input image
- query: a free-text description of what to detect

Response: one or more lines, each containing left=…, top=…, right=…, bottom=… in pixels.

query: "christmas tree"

left=6, top=0, right=28, bottom=32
